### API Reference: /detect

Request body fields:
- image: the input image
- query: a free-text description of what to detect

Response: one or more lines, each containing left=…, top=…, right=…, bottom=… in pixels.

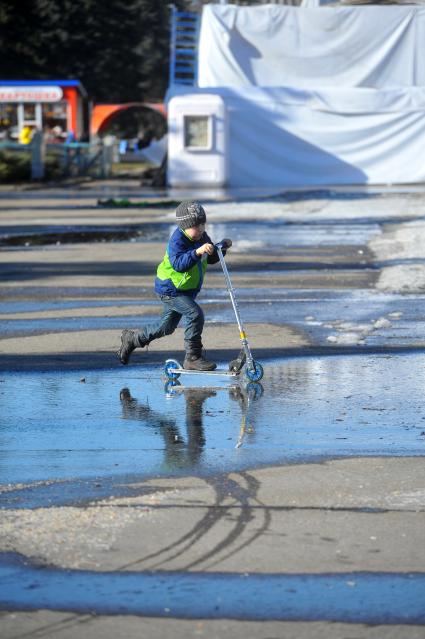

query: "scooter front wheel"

left=164, top=358, right=181, bottom=380
left=245, top=360, right=264, bottom=382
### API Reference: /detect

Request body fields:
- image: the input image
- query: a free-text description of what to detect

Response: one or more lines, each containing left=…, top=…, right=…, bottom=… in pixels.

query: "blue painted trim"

left=0, top=80, right=82, bottom=87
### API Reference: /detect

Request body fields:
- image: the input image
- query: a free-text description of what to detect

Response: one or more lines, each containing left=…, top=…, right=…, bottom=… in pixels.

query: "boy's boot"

left=117, top=329, right=148, bottom=365
left=183, top=341, right=217, bottom=371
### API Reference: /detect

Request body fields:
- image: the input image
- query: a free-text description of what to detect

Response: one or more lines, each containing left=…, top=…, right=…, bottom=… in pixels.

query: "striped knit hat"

left=175, top=201, right=206, bottom=230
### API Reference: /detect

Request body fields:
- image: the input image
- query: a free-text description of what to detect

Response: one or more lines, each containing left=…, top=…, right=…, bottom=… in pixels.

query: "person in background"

left=19, top=125, right=34, bottom=145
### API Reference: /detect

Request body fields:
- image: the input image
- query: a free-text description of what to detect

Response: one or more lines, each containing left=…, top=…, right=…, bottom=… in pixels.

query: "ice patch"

left=324, top=313, right=397, bottom=346
left=370, top=220, right=425, bottom=262
left=369, top=220, right=425, bottom=293
left=385, top=490, right=425, bottom=508
left=373, top=318, right=392, bottom=329
left=326, top=333, right=364, bottom=345
left=376, top=265, right=425, bottom=293
left=232, top=239, right=266, bottom=252
left=205, top=196, right=425, bottom=223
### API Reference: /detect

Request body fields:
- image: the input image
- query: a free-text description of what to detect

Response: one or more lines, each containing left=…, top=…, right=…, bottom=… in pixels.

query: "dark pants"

left=139, top=294, right=204, bottom=348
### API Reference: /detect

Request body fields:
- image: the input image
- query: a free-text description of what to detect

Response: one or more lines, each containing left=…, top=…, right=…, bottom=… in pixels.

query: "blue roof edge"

left=0, top=80, right=87, bottom=96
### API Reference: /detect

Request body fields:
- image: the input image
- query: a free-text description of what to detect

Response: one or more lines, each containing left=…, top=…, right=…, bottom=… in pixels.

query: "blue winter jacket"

left=155, top=228, right=222, bottom=298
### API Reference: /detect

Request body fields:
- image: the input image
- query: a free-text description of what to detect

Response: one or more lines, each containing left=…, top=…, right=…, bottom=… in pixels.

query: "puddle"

left=208, top=220, right=381, bottom=249
left=0, top=219, right=380, bottom=248
left=1, top=354, right=424, bottom=492
left=0, top=552, right=424, bottom=623
left=0, top=223, right=171, bottom=247
left=4, top=289, right=425, bottom=349
left=203, top=289, right=425, bottom=348
left=0, top=314, right=160, bottom=337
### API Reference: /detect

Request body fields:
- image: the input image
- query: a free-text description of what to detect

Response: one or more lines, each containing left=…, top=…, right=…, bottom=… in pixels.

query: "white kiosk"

left=167, top=93, right=228, bottom=187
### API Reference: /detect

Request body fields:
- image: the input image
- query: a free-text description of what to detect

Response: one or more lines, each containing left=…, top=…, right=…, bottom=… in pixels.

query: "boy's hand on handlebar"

left=221, top=238, right=232, bottom=249
left=196, top=242, right=214, bottom=256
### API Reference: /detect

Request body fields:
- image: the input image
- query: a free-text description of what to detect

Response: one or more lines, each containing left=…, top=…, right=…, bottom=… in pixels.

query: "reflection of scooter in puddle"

left=231, top=383, right=264, bottom=448
left=165, top=380, right=264, bottom=449
left=120, top=387, right=215, bottom=469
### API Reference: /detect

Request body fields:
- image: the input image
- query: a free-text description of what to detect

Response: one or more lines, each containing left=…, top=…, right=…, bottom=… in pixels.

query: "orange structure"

left=91, top=102, right=166, bottom=136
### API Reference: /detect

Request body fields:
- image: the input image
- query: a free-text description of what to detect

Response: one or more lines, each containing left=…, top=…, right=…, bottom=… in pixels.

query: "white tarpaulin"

left=167, top=5, right=425, bottom=186
left=167, top=85, right=425, bottom=186
left=198, top=5, right=425, bottom=89
left=224, top=87, right=425, bottom=186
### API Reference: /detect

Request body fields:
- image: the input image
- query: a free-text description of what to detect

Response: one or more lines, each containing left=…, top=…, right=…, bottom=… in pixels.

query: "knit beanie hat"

left=176, top=201, right=206, bottom=230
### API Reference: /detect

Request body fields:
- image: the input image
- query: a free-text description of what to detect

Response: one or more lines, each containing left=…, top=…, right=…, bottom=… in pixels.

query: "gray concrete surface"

left=1, top=181, right=425, bottom=637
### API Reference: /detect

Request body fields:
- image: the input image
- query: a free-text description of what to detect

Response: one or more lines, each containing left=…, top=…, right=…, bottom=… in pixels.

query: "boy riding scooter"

left=117, top=200, right=232, bottom=371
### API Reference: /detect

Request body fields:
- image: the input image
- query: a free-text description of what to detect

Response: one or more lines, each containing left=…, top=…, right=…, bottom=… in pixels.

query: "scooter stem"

left=216, top=244, right=255, bottom=370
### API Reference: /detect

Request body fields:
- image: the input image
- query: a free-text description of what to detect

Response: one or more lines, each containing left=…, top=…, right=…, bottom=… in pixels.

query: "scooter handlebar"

left=215, top=239, right=232, bottom=250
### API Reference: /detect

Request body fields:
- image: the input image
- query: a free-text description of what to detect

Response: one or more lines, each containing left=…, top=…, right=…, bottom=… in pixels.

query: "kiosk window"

left=184, top=115, right=210, bottom=149
left=0, top=104, right=17, bottom=138
left=23, top=103, right=37, bottom=122
left=42, top=102, right=68, bottom=139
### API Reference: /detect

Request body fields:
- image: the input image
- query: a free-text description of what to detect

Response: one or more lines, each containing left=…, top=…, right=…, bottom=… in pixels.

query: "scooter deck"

left=167, top=367, right=240, bottom=378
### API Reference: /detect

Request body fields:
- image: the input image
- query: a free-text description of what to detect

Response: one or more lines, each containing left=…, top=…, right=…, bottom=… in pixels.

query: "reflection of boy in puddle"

left=120, top=387, right=216, bottom=469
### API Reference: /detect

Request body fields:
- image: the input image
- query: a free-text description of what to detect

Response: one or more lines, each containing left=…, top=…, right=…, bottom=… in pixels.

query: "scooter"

left=164, top=241, right=264, bottom=383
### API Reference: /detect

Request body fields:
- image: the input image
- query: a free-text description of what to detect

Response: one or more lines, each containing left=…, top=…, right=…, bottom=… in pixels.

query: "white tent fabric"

left=226, top=88, right=425, bottom=186
left=167, top=85, right=425, bottom=186
left=168, top=5, right=425, bottom=186
left=198, top=5, right=425, bottom=89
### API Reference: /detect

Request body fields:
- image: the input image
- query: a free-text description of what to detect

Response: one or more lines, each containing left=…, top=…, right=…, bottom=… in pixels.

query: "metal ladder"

left=169, top=7, right=200, bottom=86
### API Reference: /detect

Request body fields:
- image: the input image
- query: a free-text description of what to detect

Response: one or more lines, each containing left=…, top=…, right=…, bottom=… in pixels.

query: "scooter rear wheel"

left=245, top=360, right=264, bottom=382
left=164, top=359, right=181, bottom=380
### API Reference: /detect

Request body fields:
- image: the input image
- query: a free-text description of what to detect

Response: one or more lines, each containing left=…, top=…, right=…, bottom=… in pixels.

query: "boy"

left=117, top=200, right=232, bottom=371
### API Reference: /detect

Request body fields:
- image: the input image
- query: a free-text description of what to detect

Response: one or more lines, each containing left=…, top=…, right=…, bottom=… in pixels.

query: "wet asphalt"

left=1, top=181, right=425, bottom=638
